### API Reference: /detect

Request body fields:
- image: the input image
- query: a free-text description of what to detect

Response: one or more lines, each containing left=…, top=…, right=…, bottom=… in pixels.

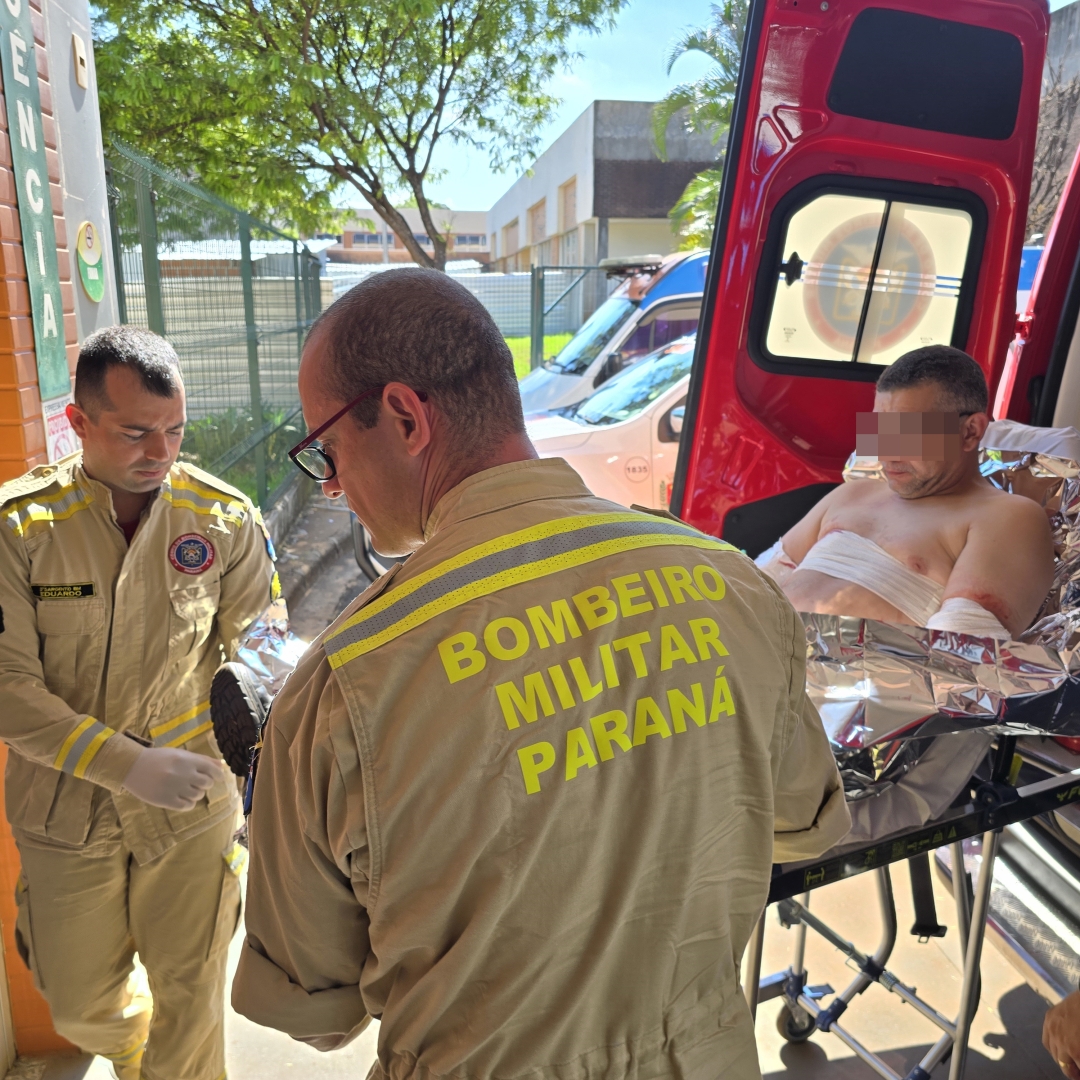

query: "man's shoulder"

left=0, top=454, right=80, bottom=506
left=0, top=455, right=86, bottom=538
left=166, top=462, right=258, bottom=523
left=828, top=478, right=888, bottom=506
left=970, top=485, right=1050, bottom=531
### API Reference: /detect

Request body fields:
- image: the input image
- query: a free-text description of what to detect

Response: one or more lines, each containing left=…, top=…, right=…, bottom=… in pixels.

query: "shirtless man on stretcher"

left=758, top=345, right=1055, bottom=639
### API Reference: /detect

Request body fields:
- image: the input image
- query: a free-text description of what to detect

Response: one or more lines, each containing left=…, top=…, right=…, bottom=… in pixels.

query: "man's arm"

left=943, top=493, right=1054, bottom=637
left=1044, top=990, right=1080, bottom=1080
left=771, top=596, right=851, bottom=863
left=232, top=656, right=371, bottom=1049
left=216, top=508, right=277, bottom=659
left=779, top=485, right=846, bottom=564
left=0, top=514, right=143, bottom=789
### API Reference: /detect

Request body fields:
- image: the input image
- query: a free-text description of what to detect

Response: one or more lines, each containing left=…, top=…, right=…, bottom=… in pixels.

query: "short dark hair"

left=75, top=326, right=182, bottom=415
left=310, top=268, right=523, bottom=453
left=876, top=345, right=988, bottom=414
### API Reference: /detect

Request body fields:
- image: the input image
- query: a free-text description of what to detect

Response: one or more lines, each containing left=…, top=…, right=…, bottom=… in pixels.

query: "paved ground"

left=8, top=513, right=1065, bottom=1079
left=752, top=861, right=1059, bottom=1078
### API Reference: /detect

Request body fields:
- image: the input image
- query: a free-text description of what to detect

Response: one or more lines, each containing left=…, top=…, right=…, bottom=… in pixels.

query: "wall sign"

left=0, top=0, right=74, bottom=461
left=76, top=220, right=104, bottom=302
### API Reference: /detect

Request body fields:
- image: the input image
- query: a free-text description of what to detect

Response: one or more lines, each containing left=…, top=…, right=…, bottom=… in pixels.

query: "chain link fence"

left=528, top=267, right=617, bottom=369
left=325, top=262, right=617, bottom=376
left=105, top=143, right=323, bottom=509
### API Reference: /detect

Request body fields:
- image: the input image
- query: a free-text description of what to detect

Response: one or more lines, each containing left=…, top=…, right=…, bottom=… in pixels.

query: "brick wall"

left=0, top=0, right=78, bottom=485
left=0, top=0, right=79, bottom=1053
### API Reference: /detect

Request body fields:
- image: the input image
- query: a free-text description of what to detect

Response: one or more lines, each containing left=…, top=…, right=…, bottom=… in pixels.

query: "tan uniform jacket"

left=0, top=453, right=276, bottom=863
left=234, top=459, right=850, bottom=1080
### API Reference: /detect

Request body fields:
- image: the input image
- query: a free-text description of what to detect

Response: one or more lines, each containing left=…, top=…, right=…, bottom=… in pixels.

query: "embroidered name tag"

left=32, top=583, right=96, bottom=599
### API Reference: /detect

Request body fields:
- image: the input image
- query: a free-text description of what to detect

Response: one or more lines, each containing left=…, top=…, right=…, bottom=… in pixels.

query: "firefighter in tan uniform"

left=0, top=327, right=276, bottom=1080
left=232, top=270, right=850, bottom=1078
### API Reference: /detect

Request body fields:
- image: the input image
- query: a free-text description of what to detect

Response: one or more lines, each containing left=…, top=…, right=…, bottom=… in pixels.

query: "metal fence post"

left=134, top=167, right=164, bottom=335
left=292, top=240, right=304, bottom=362
left=530, top=265, right=545, bottom=369
left=104, top=165, right=127, bottom=325
left=238, top=213, right=267, bottom=506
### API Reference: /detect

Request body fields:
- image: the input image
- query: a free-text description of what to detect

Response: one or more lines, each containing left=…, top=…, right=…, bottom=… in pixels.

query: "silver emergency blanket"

left=235, top=598, right=309, bottom=695
left=816, top=432, right=1080, bottom=801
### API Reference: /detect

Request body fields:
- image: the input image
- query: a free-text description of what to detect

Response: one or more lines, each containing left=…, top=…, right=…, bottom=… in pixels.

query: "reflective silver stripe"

left=54, top=717, right=115, bottom=777
left=162, top=479, right=246, bottom=523
left=5, top=483, right=91, bottom=534
left=325, top=515, right=729, bottom=666
left=152, top=705, right=212, bottom=747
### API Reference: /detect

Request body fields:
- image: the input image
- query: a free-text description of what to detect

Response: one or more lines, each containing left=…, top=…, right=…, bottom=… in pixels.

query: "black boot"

left=210, top=662, right=270, bottom=778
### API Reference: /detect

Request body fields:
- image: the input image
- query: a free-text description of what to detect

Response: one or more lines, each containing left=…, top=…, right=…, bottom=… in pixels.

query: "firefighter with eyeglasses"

left=230, top=269, right=850, bottom=1080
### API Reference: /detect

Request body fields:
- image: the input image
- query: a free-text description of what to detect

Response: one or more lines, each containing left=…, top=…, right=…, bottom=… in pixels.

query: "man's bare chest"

left=818, top=489, right=969, bottom=582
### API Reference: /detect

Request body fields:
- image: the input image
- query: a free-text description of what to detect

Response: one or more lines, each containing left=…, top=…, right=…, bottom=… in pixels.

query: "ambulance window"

left=762, top=192, right=973, bottom=368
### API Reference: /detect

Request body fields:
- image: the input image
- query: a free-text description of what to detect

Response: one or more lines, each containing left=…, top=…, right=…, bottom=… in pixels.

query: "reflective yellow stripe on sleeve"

left=54, top=716, right=117, bottom=777
left=150, top=701, right=212, bottom=747
left=104, top=1037, right=147, bottom=1065
left=324, top=512, right=733, bottom=669
left=4, top=484, right=93, bottom=536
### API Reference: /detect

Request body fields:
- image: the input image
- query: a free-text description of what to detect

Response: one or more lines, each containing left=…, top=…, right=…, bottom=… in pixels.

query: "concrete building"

left=1047, top=0, right=1080, bottom=84
left=487, top=100, right=719, bottom=272
left=330, top=207, right=489, bottom=265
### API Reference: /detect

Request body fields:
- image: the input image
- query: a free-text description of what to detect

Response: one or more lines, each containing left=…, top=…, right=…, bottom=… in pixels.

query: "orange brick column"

left=0, top=0, right=78, bottom=485
left=0, top=0, right=81, bottom=1054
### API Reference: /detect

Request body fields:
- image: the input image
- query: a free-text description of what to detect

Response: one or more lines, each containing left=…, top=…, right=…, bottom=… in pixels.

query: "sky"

left=352, top=0, right=720, bottom=213
left=343, top=0, right=1080, bottom=215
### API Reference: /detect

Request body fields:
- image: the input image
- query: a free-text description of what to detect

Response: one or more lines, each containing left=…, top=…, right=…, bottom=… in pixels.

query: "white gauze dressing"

left=925, top=597, right=1010, bottom=639
left=796, top=530, right=944, bottom=627
left=755, top=538, right=797, bottom=587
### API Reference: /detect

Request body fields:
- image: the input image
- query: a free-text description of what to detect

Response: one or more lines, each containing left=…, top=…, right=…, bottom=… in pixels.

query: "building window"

left=413, top=233, right=433, bottom=247
left=528, top=199, right=547, bottom=245
left=502, top=219, right=519, bottom=257
left=352, top=233, right=384, bottom=245
left=454, top=234, right=485, bottom=247
left=559, top=178, right=577, bottom=233
left=756, top=184, right=979, bottom=369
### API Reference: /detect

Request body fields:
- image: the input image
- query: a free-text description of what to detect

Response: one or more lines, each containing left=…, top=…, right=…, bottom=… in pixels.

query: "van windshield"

left=567, top=337, right=695, bottom=426
left=543, top=297, right=636, bottom=375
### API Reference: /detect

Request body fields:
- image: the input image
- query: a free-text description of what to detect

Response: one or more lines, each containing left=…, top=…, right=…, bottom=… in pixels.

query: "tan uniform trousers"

left=14, top=810, right=240, bottom=1080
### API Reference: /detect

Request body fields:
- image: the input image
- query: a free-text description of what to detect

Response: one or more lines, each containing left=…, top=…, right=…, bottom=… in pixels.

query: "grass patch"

left=504, top=333, right=573, bottom=379
left=179, top=406, right=304, bottom=506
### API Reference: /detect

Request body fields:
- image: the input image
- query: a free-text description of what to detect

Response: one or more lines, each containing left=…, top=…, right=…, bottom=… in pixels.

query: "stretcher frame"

left=745, top=735, right=1080, bottom=1080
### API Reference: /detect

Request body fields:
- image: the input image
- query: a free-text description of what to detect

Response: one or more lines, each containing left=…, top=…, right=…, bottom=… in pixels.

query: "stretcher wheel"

left=776, top=1003, right=815, bottom=1043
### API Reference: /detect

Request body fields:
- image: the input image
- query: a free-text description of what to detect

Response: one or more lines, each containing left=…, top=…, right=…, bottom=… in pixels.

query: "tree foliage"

left=651, top=1, right=746, bottom=249
left=94, top=0, right=625, bottom=267
left=1027, top=64, right=1080, bottom=244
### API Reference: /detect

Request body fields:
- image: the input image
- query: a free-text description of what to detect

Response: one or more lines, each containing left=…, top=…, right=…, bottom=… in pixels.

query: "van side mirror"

left=670, top=406, right=684, bottom=435
left=594, top=351, right=628, bottom=388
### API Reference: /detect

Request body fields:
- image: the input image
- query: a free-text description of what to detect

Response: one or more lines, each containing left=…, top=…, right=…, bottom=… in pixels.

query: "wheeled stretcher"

left=747, top=422, right=1080, bottom=1080
left=748, top=735, right=1080, bottom=1080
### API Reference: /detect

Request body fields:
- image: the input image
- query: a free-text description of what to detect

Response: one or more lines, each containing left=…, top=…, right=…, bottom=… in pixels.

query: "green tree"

left=652, top=1, right=747, bottom=249
left=94, top=0, right=625, bottom=267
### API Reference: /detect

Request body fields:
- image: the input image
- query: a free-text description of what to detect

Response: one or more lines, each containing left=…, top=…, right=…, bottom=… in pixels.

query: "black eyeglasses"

left=288, top=385, right=429, bottom=482
left=288, top=386, right=385, bottom=482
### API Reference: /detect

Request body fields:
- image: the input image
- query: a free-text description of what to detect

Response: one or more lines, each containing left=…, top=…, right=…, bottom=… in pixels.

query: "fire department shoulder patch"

left=169, top=533, right=216, bottom=575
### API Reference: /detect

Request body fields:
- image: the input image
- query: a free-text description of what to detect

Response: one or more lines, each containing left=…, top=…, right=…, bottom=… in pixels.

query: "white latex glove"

left=122, top=747, right=221, bottom=810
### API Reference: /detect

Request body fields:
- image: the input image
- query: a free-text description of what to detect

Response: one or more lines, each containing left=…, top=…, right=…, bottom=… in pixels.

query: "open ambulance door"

left=671, top=0, right=1049, bottom=554
left=999, top=119, right=1080, bottom=428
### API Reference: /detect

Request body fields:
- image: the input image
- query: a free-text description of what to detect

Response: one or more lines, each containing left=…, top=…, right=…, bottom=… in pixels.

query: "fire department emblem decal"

left=169, top=533, right=215, bottom=575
